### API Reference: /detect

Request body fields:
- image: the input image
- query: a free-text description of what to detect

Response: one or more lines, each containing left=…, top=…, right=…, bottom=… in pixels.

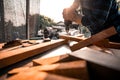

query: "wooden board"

left=0, top=39, right=67, bottom=68
left=70, top=26, right=117, bottom=51
left=60, top=34, right=86, bottom=42
left=8, top=60, right=89, bottom=80
left=93, top=39, right=120, bottom=49
left=33, top=54, right=80, bottom=66
left=7, top=71, right=78, bottom=80
left=107, top=41, right=120, bottom=49
left=70, top=47, right=120, bottom=71
left=0, top=43, right=4, bottom=49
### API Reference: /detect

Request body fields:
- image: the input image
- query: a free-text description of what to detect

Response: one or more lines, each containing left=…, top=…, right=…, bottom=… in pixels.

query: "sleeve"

left=81, top=0, right=113, bottom=27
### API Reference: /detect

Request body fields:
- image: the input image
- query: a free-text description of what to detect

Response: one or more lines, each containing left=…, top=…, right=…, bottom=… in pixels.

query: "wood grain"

left=7, top=71, right=78, bottom=80
left=8, top=60, right=89, bottom=80
left=60, top=34, right=86, bottom=42
left=70, top=26, right=117, bottom=51
left=0, top=39, right=67, bottom=68
left=33, top=54, right=80, bottom=66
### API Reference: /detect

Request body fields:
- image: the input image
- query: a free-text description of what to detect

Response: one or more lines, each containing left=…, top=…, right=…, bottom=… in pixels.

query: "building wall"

left=0, top=0, right=40, bottom=43
left=3, top=0, right=26, bottom=42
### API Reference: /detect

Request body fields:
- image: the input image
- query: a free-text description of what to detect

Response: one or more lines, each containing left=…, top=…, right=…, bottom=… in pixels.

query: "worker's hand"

left=62, top=8, right=82, bottom=24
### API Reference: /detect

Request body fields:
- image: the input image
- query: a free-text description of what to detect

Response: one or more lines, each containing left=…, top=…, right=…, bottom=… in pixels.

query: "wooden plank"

left=8, top=60, right=89, bottom=80
left=93, top=39, right=110, bottom=48
left=94, top=39, right=120, bottom=49
left=70, top=47, right=120, bottom=71
left=0, top=39, right=67, bottom=69
left=8, top=67, right=30, bottom=74
left=33, top=54, right=80, bottom=66
left=60, top=34, right=86, bottom=42
left=107, top=41, right=120, bottom=49
left=70, top=26, right=117, bottom=51
left=9, top=60, right=86, bottom=73
left=0, top=43, right=4, bottom=49
left=0, top=45, right=23, bottom=53
left=7, top=71, right=78, bottom=80
left=0, top=40, right=41, bottom=53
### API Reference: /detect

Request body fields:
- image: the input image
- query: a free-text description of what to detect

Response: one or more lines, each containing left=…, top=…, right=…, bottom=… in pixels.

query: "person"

left=63, top=0, right=120, bottom=43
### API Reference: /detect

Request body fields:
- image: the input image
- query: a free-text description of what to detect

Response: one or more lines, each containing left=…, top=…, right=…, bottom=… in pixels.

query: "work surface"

left=0, top=37, right=120, bottom=80
left=0, top=39, right=71, bottom=75
left=0, top=39, right=67, bottom=68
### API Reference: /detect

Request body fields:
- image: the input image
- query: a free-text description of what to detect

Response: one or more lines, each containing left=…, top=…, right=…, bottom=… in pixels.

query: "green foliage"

left=39, top=15, right=56, bottom=29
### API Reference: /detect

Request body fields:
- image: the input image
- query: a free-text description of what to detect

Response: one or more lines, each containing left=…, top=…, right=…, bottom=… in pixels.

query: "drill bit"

left=64, top=20, right=72, bottom=34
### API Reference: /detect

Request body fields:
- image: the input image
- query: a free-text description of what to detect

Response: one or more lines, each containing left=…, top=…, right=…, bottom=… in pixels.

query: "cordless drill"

left=64, top=20, right=72, bottom=34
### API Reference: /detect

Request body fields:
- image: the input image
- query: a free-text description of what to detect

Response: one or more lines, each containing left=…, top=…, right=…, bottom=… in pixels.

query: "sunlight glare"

left=40, top=0, right=74, bottom=22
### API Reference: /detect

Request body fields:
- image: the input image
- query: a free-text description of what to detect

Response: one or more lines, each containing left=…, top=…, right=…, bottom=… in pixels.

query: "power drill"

left=64, top=20, right=72, bottom=34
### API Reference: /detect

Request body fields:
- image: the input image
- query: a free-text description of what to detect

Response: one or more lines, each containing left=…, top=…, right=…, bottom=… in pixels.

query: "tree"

left=39, top=15, right=56, bottom=29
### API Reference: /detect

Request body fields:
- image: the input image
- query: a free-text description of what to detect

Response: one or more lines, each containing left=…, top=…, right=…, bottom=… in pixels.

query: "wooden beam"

left=60, top=34, right=86, bottom=42
left=93, top=39, right=109, bottom=48
left=8, top=60, right=89, bottom=80
left=107, top=41, right=120, bottom=49
left=93, top=39, right=120, bottom=49
left=33, top=54, right=80, bottom=66
left=70, top=47, right=120, bottom=71
left=70, top=26, right=117, bottom=51
left=0, top=40, right=40, bottom=53
left=0, top=43, right=4, bottom=49
left=8, top=71, right=78, bottom=80
left=0, top=39, right=67, bottom=68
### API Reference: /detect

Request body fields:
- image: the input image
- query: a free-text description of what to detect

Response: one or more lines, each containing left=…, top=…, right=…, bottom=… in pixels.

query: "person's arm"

left=70, top=0, right=80, bottom=10
left=62, top=0, right=82, bottom=24
left=63, top=8, right=82, bottom=24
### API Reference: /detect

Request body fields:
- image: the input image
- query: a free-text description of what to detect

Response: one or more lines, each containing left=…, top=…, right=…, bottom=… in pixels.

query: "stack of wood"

left=8, top=56, right=89, bottom=80
left=0, top=27, right=120, bottom=80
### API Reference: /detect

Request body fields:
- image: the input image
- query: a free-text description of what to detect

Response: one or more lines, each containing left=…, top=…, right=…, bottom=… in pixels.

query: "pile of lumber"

left=0, top=39, right=67, bottom=69
left=8, top=54, right=89, bottom=80
left=0, top=26, right=120, bottom=80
